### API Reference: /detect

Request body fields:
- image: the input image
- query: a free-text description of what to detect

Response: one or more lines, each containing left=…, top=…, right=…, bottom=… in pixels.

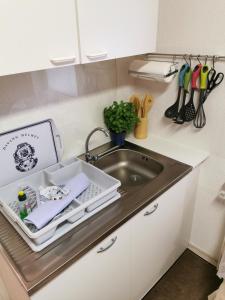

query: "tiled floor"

left=143, top=250, right=222, bottom=300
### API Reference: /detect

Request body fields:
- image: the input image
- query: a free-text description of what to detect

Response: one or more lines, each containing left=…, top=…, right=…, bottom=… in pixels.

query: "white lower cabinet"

left=31, top=223, right=131, bottom=300
left=31, top=171, right=197, bottom=300
left=130, top=172, right=196, bottom=300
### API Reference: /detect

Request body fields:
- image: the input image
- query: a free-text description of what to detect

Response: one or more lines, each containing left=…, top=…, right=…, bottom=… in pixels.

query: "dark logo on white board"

left=13, top=143, right=38, bottom=172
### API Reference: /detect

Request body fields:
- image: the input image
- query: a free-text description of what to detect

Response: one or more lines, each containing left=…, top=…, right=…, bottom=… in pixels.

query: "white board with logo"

left=0, top=119, right=63, bottom=187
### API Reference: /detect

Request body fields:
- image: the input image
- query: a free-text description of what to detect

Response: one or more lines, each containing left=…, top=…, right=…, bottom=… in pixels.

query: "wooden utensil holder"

left=134, top=117, right=148, bottom=139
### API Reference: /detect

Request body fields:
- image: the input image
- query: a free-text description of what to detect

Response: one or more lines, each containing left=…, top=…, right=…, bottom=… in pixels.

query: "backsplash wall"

left=0, top=60, right=120, bottom=159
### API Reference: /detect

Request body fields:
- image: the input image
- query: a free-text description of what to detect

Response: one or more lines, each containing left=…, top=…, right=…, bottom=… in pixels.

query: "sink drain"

left=129, top=174, right=142, bottom=183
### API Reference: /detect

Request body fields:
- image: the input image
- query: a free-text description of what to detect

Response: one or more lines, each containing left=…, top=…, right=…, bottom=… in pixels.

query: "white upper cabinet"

left=0, top=0, right=80, bottom=76
left=76, top=0, right=159, bottom=63
left=0, top=1, right=159, bottom=75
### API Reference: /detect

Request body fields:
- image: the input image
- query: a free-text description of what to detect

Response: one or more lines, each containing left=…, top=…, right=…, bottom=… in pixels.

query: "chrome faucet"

left=85, top=127, right=110, bottom=162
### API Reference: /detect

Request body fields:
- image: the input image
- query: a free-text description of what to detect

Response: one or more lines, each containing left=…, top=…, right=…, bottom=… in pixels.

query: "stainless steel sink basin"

left=94, top=148, right=163, bottom=190
left=79, top=140, right=191, bottom=198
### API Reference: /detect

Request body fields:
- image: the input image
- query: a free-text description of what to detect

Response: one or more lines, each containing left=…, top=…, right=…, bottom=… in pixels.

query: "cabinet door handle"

left=86, top=52, right=108, bottom=60
left=97, top=236, right=117, bottom=253
left=144, top=203, right=158, bottom=216
left=50, top=56, right=76, bottom=65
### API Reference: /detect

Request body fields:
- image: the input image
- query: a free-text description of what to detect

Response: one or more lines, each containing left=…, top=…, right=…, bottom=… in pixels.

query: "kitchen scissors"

left=204, top=68, right=224, bottom=100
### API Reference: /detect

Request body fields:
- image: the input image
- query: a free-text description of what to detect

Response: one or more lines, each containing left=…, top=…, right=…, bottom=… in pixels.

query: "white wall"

left=157, top=0, right=225, bottom=56
left=123, top=0, right=225, bottom=260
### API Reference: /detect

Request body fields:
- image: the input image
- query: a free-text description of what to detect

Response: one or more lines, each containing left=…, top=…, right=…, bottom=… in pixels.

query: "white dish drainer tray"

left=0, top=157, right=121, bottom=252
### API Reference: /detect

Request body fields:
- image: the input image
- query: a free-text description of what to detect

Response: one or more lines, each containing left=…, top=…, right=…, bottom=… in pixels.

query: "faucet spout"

left=85, top=127, right=109, bottom=162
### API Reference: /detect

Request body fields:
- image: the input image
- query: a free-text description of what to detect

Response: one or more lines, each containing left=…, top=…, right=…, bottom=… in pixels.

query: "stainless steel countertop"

left=0, top=141, right=192, bottom=295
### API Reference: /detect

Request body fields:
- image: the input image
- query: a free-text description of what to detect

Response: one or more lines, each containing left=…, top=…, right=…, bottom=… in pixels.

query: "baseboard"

left=188, top=243, right=218, bottom=266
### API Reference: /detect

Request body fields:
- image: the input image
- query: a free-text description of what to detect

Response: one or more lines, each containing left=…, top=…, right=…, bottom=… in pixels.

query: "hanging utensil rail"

left=146, top=53, right=225, bottom=61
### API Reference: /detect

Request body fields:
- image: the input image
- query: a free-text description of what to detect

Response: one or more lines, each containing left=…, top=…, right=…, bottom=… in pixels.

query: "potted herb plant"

left=104, top=101, right=139, bottom=146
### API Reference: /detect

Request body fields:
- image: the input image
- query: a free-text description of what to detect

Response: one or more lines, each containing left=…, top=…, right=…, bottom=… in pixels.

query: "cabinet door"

left=32, top=223, right=131, bottom=300
left=76, top=0, right=159, bottom=63
left=0, top=0, right=79, bottom=76
left=130, top=174, right=194, bottom=300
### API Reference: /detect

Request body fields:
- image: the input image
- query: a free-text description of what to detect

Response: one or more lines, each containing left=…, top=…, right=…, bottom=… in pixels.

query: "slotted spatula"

left=164, top=64, right=190, bottom=119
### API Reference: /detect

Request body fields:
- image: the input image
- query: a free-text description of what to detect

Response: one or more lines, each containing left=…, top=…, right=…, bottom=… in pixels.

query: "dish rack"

left=0, top=157, right=121, bottom=252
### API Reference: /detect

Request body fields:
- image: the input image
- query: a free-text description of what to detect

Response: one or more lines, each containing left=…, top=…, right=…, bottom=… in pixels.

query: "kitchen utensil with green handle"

left=183, top=67, right=192, bottom=91
left=194, top=65, right=210, bottom=128
left=200, top=65, right=210, bottom=90
left=174, top=65, right=192, bottom=124
left=178, top=64, right=190, bottom=87
left=165, top=64, right=190, bottom=119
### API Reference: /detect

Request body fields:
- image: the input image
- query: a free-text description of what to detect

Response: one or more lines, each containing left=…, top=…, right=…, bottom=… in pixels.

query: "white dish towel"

left=24, top=173, right=89, bottom=229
